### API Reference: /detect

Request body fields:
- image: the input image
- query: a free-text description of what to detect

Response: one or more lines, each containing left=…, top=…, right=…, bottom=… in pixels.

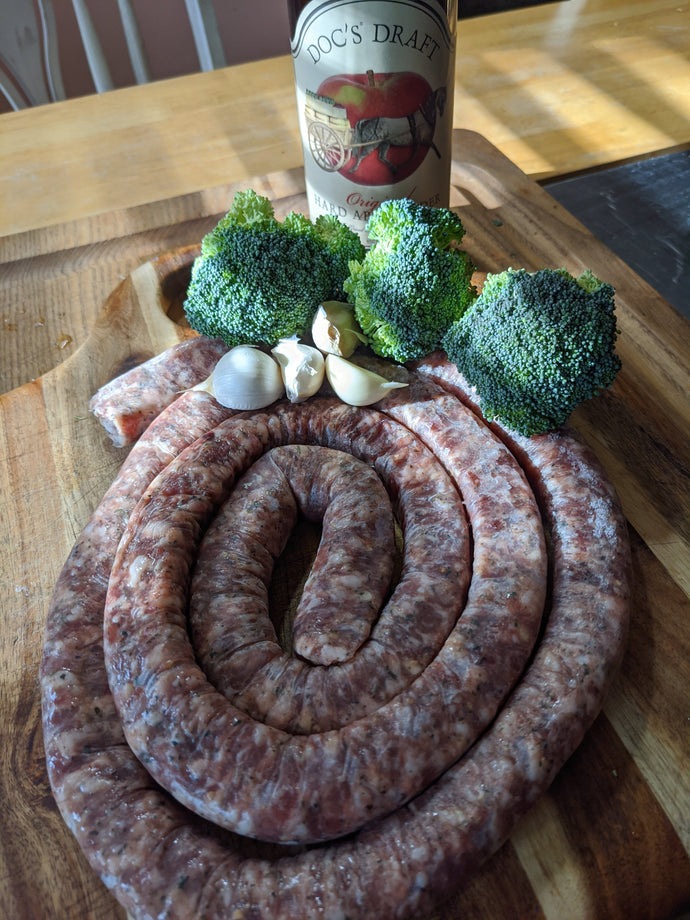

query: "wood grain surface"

left=1, top=131, right=688, bottom=920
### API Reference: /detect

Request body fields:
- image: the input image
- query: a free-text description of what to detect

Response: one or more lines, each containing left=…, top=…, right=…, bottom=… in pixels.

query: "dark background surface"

left=544, top=149, right=690, bottom=320
left=461, top=0, right=561, bottom=15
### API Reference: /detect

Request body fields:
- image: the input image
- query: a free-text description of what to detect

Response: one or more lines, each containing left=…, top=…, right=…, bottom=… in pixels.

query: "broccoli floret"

left=442, top=267, right=622, bottom=436
left=184, top=189, right=365, bottom=348
left=343, top=199, right=476, bottom=363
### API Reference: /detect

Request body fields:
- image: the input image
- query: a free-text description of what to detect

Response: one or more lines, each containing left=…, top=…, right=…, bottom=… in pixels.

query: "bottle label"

left=291, top=0, right=455, bottom=239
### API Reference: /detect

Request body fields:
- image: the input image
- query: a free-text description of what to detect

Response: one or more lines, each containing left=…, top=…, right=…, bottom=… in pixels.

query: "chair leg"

left=37, top=0, right=66, bottom=102
left=117, top=0, right=150, bottom=85
left=71, top=0, right=114, bottom=93
left=184, top=0, right=226, bottom=72
left=0, top=71, right=27, bottom=110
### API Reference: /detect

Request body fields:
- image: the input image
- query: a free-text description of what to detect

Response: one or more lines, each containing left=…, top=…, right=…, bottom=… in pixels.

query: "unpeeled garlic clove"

left=325, top=354, right=408, bottom=407
left=271, top=337, right=325, bottom=403
left=195, top=344, right=284, bottom=409
left=311, top=301, right=368, bottom=358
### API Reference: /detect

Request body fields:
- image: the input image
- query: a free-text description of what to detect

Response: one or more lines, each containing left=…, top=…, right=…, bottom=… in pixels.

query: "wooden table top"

left=1, top=129, right=689, bottom=920
left=0, top=1, right=688, bottom=917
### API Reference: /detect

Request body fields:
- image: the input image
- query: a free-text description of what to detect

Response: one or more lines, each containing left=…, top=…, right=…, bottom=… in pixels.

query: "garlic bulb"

left=195, top=345, right=284, bottom=409
left=325, top=354, right=408, bottom=407
left=271, top=337, right=325, bottom=403
left=311, top=301, right=368, bottom=358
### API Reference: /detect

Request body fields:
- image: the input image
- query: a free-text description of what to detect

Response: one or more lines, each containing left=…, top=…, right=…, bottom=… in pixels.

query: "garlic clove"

left=271, top=337, right=325, bottom=403
left=200, top=344, right=284, bottom=410
left=311, top=301, right=368, bottom=358
left=191, top=375, right=215, bottom=395
left=325, top=354, right=409, bottom=407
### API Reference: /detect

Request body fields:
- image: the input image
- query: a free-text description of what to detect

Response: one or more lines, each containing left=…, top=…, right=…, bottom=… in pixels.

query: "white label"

left=291, top=0, right=456, bottom=240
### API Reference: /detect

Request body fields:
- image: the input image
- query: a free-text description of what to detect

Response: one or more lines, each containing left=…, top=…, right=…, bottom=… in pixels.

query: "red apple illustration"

left=315, top=71, right=443, bottom=186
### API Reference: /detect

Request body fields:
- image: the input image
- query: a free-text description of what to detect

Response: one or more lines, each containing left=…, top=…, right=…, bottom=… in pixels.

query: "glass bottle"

left=289, top=0, right=457, bottom=241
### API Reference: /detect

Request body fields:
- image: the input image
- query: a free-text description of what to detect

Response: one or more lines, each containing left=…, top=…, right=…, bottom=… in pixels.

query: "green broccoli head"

left=442, top=267, right=622, bottom=436
left=184, top=189, right=365, bottom=348
left=343, top=199, right=477, bottom=364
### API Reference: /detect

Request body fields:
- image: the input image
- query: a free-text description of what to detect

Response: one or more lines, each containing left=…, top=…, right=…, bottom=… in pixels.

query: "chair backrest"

left=0, top=0, right=64, bottom=109
left=0, top=0, right=226, bottom=111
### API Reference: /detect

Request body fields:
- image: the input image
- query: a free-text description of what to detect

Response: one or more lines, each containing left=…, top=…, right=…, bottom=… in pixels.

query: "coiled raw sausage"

left=103, top=396, right=543, bottom=843
left=192, top=444, right=397, bottom=672
left=41, top=339, right=630, bottom=920
left=190, top=438, right=472, bottom=734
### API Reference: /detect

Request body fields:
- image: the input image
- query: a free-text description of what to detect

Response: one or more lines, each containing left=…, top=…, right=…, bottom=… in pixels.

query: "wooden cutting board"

left=1, top=131, right=688, bottom=920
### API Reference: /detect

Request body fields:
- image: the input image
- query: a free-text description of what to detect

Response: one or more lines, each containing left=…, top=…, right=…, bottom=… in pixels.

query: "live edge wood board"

left=0, top=131, right=688, bottom=920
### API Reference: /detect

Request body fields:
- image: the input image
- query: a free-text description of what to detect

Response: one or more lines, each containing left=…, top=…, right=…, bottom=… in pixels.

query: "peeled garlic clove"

left=311, top=301, right=368, bottom=358
left=271, top=337, right=325, bottom=403
left=201, top=345, right=284, bottom=409
left=325, top=354, right=408, bottom=407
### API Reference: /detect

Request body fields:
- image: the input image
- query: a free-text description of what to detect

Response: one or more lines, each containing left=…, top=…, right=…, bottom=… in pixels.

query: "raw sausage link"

left=89, top=335, right=227, bottom=446
left=288, top=446, right=396, bottom=666
left=40, top=340, right=630, bottom=920
left=190, top=432, right=471, bottom=734
left=191, top=445, right=397, bottom=671
left=103, top=396, right=542, bottom=844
